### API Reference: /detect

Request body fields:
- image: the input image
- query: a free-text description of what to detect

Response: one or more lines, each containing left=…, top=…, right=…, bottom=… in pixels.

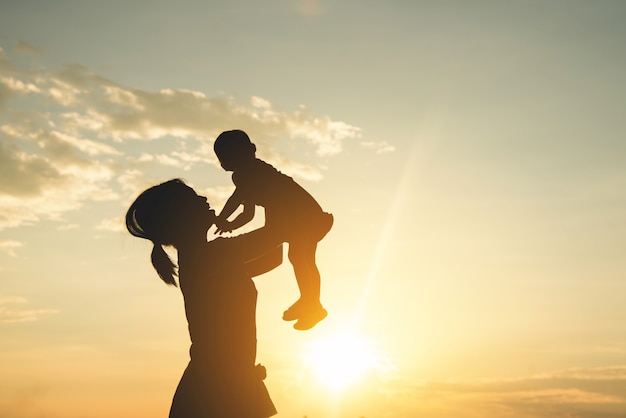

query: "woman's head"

left=214, top=129, right=257, bottom=171
left=126, top=179, right=215, bottom=285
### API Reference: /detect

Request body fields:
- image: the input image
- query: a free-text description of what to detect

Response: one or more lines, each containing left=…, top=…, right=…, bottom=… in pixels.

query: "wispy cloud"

left=388, top=367, right=626, bottom=418
left=95, top=217, right=124, bottom=233
left=0, top=240, right=23, bottom=257
left=0, top=295, right=58, bottom=323
left=15, top=40, right=43, bottom=56
left=361, top=140, right=395, bottom=154
left=56, top=223, right=79, bottom=231
left=0, top=43, right=372, bottom=231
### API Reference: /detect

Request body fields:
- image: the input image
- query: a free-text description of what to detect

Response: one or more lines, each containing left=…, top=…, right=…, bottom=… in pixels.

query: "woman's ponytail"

left=126, top=179, right=187, bottom=286
left=151, top=242, right=178, bottom=286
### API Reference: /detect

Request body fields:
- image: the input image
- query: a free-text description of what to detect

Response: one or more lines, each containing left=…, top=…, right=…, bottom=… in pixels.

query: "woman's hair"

left=126, top=179, right=189, bottom=286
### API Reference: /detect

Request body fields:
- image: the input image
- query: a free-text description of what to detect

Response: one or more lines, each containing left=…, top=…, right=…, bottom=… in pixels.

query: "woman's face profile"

left=177, top=186, right=216, bottom=229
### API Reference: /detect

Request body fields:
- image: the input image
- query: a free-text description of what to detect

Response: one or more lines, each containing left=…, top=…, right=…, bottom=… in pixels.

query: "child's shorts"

left=267, top=211, right=333, bottom=244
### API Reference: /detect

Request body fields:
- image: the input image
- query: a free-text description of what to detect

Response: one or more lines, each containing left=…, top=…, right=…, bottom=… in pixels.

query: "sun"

left=304, top=331, right=379, bottom=391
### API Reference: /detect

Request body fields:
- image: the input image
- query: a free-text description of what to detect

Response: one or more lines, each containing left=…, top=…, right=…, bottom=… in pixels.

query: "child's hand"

left=214, top=218, right=233, bottom=235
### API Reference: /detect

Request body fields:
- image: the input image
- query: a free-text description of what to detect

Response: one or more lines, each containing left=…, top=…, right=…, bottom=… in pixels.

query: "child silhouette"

left=214, top=130, right=333, bottom=330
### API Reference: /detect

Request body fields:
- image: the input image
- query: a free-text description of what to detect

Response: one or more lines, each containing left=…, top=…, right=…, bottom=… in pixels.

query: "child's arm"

left=215, top=189, right=256, bottom=234
left=224, top=201, right=255, bottom=231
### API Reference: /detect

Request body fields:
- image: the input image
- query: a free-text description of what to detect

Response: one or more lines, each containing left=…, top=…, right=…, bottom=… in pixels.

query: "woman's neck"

left=176, top=232, right=208, bottom=253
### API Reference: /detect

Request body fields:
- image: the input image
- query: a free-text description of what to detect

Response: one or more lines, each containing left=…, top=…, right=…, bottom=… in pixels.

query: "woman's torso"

left=171, top=236, right=277, bottom=417
left=178, top=237, right=258, bottom=372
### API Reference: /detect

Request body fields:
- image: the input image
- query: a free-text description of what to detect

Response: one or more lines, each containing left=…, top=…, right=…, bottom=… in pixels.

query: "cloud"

left=137, top=152, right=189, bottom=169
left=250, top=95, right=271, bottom=109
left=115, top=169, right=145, bottom=194
left=0, top=295, right=27, bottom=304
left=0, top=127, right=118, bottom=229
left=195, top=185, right=236, bottom=211
left=15, top=40, right=43, bottom=56
left=0, top=295, right=58, bottom=323
left=266, top=153, right=325, bottom=181
left=56, top=223, right=78, bottom=231
left=0, top=139, right=63, bottom=197
left=95, top=217, right=124, bottom=233
left=34, top=62, right=362, bottom=155
left=0, top=43, right=369, bottom=231
left=539, top=366, right=626, bottom=381
left=361, top=140, right=396, bottom=154
left=0, top=240, right=24, bottom=257
left=286, top=111, right=361, bottom=156
left=388, top=367, right=626, bottom=418
left=0, top=75, right=41, bottom=94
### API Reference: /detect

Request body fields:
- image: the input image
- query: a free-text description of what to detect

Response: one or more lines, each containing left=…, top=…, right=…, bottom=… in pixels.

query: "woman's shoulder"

left=182, top=238, right=238, bottom=265
left=206, top=236, right=239, bottom=254
left=179, top=237, right=246, bottom=281
left=206, top=236, right=254, bottom=265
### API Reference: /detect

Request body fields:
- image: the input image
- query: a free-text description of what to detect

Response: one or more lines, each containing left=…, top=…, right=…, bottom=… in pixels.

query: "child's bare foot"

left=282, top=299, right=307, bottom=321
left=293, top=305, right=327, bottom=330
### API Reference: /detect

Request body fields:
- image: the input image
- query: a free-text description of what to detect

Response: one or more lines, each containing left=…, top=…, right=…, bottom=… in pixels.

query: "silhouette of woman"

left=126, top=179, right=279, bottom=418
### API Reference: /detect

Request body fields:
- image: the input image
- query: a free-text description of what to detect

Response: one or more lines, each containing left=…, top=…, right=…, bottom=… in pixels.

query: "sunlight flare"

left=354, top=119, right=442, bottom=327
left=304, top=332, right=380, bottom=391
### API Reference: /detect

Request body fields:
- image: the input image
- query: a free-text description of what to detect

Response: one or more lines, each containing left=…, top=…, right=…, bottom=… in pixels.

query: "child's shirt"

left=232, top=158, right=323, bottom=226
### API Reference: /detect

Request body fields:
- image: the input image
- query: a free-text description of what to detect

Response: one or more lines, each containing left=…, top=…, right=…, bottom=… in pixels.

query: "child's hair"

left=214, top=129, right=257, bottom=170
left=126, top=179, right=188, bottom=286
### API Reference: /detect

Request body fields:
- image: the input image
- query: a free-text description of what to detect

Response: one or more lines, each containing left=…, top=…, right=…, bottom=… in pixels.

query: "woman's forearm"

left=244, top=243, right=283, bottom=277
left=237, top=227, right=283, bottom=262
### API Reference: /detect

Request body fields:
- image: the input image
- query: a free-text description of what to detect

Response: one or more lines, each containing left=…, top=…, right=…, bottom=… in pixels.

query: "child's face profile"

left=219, top=160, right=236, bottom=171
left=215, top=149, right=238, bottom=171
left=214, top=130, right=256, bottom=171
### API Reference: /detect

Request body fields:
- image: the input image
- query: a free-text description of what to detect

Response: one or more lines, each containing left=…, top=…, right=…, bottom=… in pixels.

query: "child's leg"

left=285, top=240, right=327, bottom=330
left=287, top=239, right=320, bottom=305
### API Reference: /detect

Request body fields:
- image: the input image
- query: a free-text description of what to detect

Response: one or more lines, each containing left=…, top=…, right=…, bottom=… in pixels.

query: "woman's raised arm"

left=232, top=227, right=284, bottom=277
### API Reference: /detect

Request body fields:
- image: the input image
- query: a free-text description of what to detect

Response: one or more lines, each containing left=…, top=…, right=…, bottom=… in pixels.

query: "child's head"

left=214, top=129, right=257, bottom=171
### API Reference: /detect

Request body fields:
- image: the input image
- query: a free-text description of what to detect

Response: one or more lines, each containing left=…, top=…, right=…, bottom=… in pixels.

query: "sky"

left=1, top=1, right=626, bottom=417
